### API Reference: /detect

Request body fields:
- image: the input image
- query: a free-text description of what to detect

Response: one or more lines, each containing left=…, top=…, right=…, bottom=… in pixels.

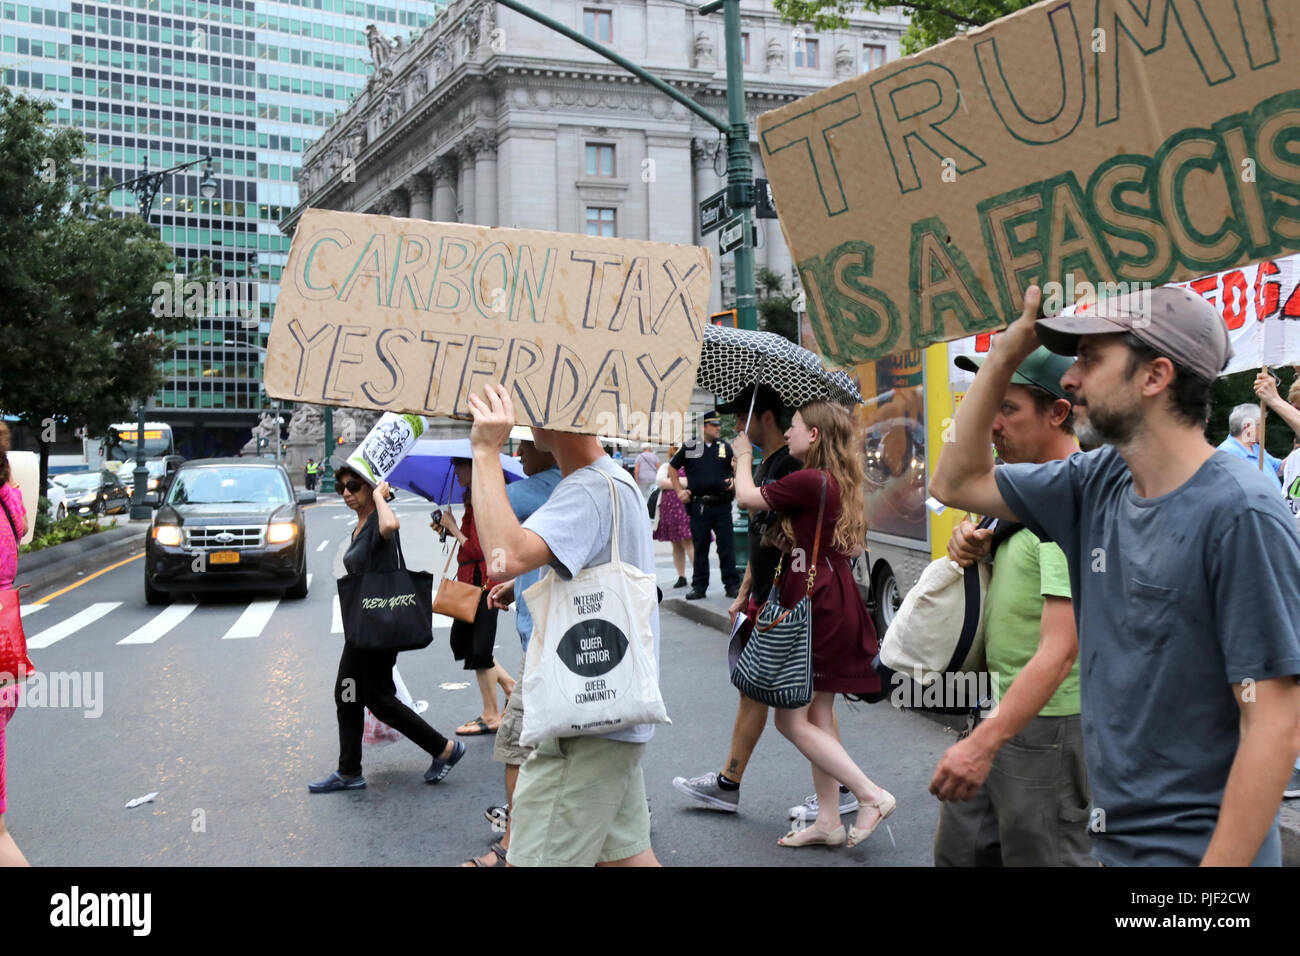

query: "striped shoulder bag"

left=730, top=472, right=826, bottom=709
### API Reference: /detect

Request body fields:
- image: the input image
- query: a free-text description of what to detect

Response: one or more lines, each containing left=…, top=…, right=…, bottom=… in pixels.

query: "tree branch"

left=903, top=1, right=995, bottom=28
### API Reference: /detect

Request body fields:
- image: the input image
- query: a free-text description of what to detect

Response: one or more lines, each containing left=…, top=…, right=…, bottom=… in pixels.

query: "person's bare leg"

left=495, top=662, right=516, bottom=699
left=721, top=694, right=768, bottom=782
left=774, top=693, right=887, bottom=828
left=470, top=666, right=501, bottom=725
left=0, top=819, right=29, bottom=867
left=461, top=763, right=521, bottom=866
left=596, top=848, right=660, bottom=867
left=672, top=540, right=686, bottom=579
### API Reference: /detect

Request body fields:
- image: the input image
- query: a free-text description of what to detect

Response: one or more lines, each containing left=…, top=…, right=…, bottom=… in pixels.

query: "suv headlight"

left=153, top=525, right=182, bottom=547
left=267, top=522, right=297, bottom=544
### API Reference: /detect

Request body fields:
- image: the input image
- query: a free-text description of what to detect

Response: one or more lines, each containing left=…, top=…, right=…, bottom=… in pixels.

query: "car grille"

left=184, top=525, right=265, bottom=550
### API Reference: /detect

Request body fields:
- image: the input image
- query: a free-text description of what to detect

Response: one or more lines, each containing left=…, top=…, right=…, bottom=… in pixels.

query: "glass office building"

left=1, top=0, right=441, bottom=455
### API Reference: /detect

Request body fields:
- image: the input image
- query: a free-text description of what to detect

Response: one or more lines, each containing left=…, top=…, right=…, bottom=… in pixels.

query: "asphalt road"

left=7, top=497, right=958, bottom=866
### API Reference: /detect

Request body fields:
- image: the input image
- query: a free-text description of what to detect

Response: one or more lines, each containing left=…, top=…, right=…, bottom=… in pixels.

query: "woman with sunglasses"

left=309, top=467, right=466, bottom=793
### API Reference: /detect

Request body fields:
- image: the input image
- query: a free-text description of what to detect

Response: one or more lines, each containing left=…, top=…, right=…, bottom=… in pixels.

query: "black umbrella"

left=698, top=325, right=863, bottom=425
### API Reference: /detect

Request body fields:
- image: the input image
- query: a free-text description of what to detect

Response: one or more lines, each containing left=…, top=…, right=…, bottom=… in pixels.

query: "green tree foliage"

left=756, top=266, right=800, bottom=343
left=0, top=89, right=187, bottom=490
left=773, top=0, right=1036, bottom=55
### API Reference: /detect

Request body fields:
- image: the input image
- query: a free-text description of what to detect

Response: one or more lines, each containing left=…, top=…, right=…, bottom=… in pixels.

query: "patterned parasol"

left=698, top=324, right=863, bottom=410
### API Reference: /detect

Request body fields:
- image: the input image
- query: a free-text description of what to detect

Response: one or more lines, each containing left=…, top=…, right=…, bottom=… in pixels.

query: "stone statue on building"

left=693, top=31, right=715, bottom=69
left=288, top=404, right=325, bottom=441
left=366, top=24, right=394, bottom=68
left=835, top=45, right=854, bottom=77
left=766, top=37, right=786, bottom=70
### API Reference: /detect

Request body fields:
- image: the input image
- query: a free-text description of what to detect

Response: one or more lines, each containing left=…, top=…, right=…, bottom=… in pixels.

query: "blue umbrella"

left=386, top=439, right=525, bottom=504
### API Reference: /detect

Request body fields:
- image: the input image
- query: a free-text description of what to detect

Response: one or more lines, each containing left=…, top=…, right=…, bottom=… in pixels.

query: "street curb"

left=661, top=596, right=730, bottom=632
left=14, top=525, right=148, bottom=597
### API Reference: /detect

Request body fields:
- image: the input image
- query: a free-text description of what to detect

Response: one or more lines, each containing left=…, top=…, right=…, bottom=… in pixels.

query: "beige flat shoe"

left=778, top=824, right=846, bottom=848
left=847, top=790, right=896, bottom=848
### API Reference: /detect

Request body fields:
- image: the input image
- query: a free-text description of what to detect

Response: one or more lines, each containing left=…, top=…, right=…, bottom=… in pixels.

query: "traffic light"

left=710, top=309, right=738, bottom=328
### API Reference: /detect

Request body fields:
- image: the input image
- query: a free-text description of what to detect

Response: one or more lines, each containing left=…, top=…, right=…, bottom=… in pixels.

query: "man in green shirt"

left=931, top=347, right=1091, bottom=866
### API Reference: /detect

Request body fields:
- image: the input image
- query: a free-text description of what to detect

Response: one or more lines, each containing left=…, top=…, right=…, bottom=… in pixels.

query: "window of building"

left=862, top=43, right=885, bottom=73
left=586, top=206, right=616, bottom=237
left=586, top=143, right=614, bottom=177
left=742, top=32, right=749, bottom=64
left=583, top=8, right=611, bottom=43
left=794, top=37, right=818, bottom=69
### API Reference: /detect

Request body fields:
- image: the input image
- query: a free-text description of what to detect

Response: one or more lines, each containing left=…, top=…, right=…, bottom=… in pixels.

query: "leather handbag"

left=0, top=497, right=34, bottom=687
left=432, top=543, right=484, bottom=623
left=730, top=473, right=826, bottom=709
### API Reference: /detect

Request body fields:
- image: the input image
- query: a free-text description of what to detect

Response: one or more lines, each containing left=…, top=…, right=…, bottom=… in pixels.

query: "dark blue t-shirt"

left=996, top=445, right=1300, bottom=866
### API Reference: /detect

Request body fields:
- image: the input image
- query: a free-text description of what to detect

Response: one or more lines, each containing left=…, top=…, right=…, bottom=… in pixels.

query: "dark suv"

left=145, top=459, right=310, bottom=604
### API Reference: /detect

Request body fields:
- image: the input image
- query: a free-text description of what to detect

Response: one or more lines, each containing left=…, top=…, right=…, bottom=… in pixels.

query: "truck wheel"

left=144, top=577, right=170, bottom=606
left=871, top=564, right=901, bottom=639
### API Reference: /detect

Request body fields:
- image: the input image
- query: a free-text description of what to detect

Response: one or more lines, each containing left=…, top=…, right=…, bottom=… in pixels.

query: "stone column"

left=473, top=132, right=498, bottom=227
left=432, top=156, right=457, bottom=222
left=408, top=171, right=433, bottom=219
left=457, top=140, right=477, bottom=224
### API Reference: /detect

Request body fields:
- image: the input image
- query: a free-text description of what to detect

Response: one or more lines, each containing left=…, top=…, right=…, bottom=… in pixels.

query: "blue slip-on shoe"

left=308, top=771, right=366, bottom=793
left=425, top=740, right=467, bottom=784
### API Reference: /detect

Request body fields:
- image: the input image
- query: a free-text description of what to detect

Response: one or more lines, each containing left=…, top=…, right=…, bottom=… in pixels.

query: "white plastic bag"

left=519, top=474, right=669, bottom=746
left=363, top=666, right=419, bottom=748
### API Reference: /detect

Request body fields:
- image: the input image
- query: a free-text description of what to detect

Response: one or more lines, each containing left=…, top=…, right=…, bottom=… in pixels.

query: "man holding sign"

left=931, top=284, right=1300, bottom=866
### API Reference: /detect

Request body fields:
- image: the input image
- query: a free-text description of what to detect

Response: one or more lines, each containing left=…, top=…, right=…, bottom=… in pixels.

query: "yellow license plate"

left=209, top=551, right=240, bottom=565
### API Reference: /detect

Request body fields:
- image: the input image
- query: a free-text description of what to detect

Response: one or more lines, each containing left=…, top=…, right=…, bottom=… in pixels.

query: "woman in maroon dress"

left=732, top=401, right=896, bottom=849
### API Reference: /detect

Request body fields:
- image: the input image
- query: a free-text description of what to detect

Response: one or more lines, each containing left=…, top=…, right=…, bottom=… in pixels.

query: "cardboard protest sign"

left=758, top=0, right=1300, bottom=367
left=346, top=413, right=427, bottom=486
left=264, top=209, right=712, bottom=443
left=949, top=253, right=1300, bottom=390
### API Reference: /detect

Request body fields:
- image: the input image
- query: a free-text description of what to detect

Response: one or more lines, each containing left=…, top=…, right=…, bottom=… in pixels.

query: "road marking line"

left=28, top=602, right=122, bottom=649
left=19, top=604, right=47, bottom=618
left=316, top=540, right=329, bottom=552
left=433, top=613, right=454, bottom=630
left=118, top=602, right=197, bottom=645
left=307, top=573, right=313, bottom=588
left=32, top=552, right=144, bottom=604
left=331, top=595, right=343, bottom=633
left=222, top=599, right=279, bottom=640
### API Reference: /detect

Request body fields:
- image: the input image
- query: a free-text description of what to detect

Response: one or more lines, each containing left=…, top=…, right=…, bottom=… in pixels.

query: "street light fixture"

left=93, top=151, right=222, bottom=519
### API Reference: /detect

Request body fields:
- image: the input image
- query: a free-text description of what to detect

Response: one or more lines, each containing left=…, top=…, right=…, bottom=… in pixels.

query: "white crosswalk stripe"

left=19, top=604, right=47, bottom=619
left=331, top=595, right=343, bottom=633
left=27, top=602, right=122, bottom=649
left=307, top=574, right=313, bottom=589
left=316, top=540, right=329, bottom=552
left=118, top=602, right=197, bottom=645
left=221, top=599, right=279, bottom=640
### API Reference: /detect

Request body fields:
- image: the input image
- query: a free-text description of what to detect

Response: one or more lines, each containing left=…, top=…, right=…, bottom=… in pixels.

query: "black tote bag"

left=337, top=529, right=434, bottom=653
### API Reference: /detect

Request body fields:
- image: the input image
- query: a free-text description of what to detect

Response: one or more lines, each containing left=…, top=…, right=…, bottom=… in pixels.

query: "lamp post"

left=106, top=153, right=220, bottom=519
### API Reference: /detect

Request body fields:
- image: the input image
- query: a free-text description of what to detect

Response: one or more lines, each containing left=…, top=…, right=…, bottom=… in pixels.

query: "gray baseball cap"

left=1034, top=285, right=1232, bottom=383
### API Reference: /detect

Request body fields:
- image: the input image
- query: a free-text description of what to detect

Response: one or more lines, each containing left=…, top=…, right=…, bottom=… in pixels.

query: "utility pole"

left=490, top=0, right=757, bottom=329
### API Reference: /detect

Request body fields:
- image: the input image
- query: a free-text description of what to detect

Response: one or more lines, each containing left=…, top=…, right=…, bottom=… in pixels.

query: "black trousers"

left=690, top=501, right=739, bottom=592
left=335, top=643, right=448, bottom=777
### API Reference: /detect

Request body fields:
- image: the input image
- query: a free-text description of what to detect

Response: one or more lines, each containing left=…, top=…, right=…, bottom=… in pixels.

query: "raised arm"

left=929, top=287, right=1042, bottom=522
left=468, top=384, right=555, bottom=579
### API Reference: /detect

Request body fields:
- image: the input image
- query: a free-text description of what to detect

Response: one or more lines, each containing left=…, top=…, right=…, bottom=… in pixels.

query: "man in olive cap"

left=932, top=285, right=1300, bottom=867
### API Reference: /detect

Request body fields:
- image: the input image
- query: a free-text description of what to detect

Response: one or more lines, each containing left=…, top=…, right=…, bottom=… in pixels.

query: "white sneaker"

left=788, top=789, right=859, bottom=823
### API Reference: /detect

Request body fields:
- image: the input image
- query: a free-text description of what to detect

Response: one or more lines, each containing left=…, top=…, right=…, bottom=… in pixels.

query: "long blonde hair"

left=779, top=401, right=867, bottom=554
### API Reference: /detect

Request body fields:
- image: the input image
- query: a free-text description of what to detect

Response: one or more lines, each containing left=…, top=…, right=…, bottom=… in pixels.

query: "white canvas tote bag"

left=519, top=472, right=670, bottom=746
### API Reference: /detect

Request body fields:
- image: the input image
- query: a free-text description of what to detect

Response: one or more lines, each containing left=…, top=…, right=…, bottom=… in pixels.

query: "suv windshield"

left=167, top=467, right=291, bottom=506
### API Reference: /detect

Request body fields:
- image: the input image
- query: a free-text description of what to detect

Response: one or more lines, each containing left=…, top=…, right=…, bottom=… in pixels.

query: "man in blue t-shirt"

left=458, top=432, right=560, bottom=868
left=1217, top=403, right=1283, bottom=483
left=931, top=284, right=1300, bottom=866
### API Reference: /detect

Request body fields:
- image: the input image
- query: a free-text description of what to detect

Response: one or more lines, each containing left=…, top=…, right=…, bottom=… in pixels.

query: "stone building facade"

left=284, top=0, right=907, bottom=308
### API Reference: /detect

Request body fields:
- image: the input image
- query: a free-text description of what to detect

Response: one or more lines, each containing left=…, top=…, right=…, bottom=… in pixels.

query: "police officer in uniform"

left=669, top=411, right=740, bottom=600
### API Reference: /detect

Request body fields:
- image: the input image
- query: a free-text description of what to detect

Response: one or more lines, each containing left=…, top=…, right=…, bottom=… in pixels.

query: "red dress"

left=760, top=469, right=880, bottom=695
